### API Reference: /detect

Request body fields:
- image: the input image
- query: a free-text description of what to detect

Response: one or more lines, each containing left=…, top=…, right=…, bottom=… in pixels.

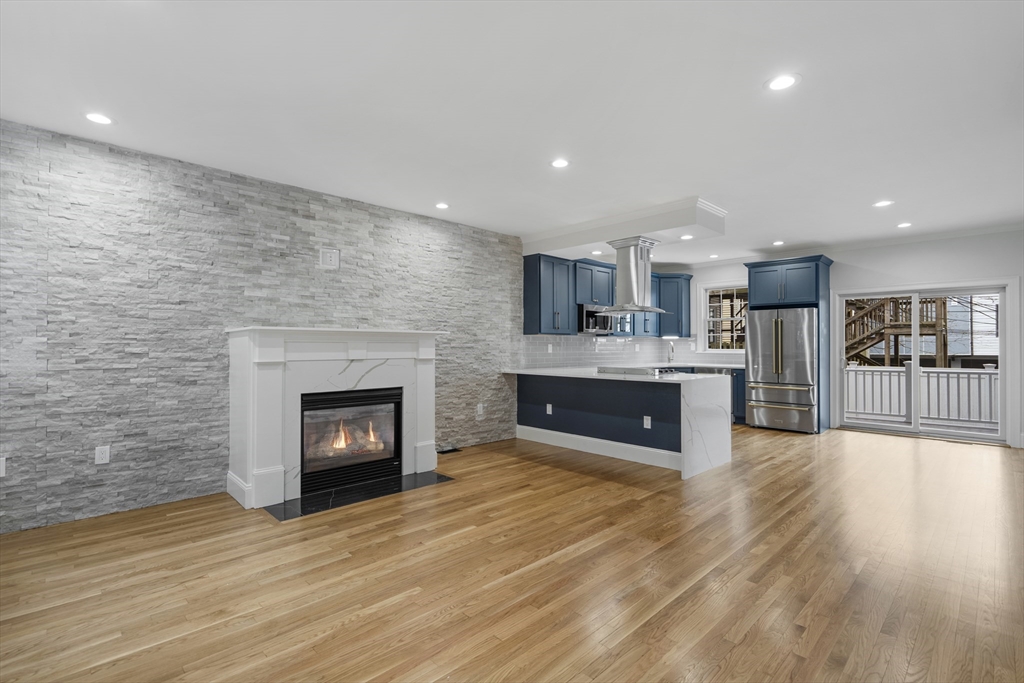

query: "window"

left=705, top=286, right=748, bottom=351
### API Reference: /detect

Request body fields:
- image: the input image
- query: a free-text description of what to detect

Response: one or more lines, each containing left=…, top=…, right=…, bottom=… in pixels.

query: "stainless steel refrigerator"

left=745, top=307, right=819, bottom=433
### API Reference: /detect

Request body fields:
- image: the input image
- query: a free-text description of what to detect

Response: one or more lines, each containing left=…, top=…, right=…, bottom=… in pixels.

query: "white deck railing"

left=844, top=363, right=999, bottom=435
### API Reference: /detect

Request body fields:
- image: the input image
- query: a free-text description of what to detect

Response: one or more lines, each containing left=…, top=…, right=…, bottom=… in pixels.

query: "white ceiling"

left=2, top=1, right=1022, bottom=266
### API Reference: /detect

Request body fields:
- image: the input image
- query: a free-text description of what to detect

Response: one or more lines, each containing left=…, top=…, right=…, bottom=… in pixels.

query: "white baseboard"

left=226, top=471, right=253, bottom=509
left=516, top=426, right=681, bottom=471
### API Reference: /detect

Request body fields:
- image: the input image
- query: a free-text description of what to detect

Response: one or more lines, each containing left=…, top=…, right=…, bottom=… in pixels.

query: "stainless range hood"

left=597, top=236, right=665, bottom=316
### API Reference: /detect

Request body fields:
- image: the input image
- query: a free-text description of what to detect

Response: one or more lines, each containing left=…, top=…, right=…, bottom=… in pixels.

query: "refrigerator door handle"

left=771, top=319, right=776, bottom=374
left=748, top=401, right=812, bottom=412
left=776, top=319, right=783, bottom=374
left=748, top=383, right=811, bottom=391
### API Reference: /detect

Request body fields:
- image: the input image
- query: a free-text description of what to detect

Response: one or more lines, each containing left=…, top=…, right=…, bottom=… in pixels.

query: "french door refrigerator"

left=746, top=307, right=819, bottom=433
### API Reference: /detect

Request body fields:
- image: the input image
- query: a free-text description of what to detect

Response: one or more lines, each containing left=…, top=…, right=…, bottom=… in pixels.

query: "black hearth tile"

left=260, top=472, right=454, bottom=521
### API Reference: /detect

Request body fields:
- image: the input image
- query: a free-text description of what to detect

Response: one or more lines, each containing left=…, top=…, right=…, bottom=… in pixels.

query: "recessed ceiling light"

left=591, top=251, right=602, bottom=255
left=85, top=113, right=112, bottom=125
left=709, top=254, right=719, bottom=259
left=680, top=234, right=693, bottom=240
left=872, top=200, right=895, bottom=207
left=897, top=222, right=911, bottom=228
left=766, top=74, right=801, bottom=90
left=773, top=241, right=785, bottom=246
left=435, top=203, right=448, bottom=209
left=551, top=159, right=569, bottom=168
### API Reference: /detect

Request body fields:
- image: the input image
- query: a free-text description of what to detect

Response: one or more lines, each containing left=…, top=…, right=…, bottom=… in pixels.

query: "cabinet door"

left=575, top=263, right=595, bottom=305
left=677, top=277, right=690, bottom=338
left=780, top=263, right=817, bottom=304
left=748, top=266, right=782, bottom=307
left=593, top=267, right=614, bottom=306
left=538, top=257, right=558, bottom=334
left=551, top=258, right=574, bottom=334
left=659, top=277, right=681, bottom=337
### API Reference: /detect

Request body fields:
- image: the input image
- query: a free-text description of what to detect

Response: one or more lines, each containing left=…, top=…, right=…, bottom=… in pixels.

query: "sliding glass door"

left=841, top=289, right=1004, bottom=442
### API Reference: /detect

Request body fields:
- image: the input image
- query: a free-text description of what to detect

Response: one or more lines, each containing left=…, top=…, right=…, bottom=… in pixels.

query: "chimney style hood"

left=598, top=236, right=665, bottom=316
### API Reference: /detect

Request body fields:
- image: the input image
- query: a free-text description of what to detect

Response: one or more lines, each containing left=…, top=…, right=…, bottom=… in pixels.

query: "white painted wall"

left=674, top=226, right=1024, bottom=446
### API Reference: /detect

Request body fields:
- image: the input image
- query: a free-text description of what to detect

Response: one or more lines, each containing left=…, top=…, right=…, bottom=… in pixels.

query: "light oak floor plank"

left=1, top=427, right=1021, bottom=683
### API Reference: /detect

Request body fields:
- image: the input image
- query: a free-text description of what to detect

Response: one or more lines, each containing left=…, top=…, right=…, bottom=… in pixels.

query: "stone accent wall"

left=0, top=120, right=522, bottom=533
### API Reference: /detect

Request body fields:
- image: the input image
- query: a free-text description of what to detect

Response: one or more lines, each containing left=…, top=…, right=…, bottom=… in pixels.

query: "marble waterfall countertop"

left=501, top=364, right=741, bottom=383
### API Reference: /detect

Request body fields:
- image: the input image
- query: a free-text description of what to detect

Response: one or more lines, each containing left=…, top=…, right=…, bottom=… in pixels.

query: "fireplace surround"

left=226, top=327, right=444, bottom=509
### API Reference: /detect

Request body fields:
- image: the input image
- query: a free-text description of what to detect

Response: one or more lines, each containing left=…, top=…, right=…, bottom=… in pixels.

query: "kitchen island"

left=504, top=367, right=732, bottom=479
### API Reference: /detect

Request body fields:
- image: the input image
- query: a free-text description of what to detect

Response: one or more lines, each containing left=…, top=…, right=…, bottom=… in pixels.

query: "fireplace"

left=301, top=387, right=402, bottom=494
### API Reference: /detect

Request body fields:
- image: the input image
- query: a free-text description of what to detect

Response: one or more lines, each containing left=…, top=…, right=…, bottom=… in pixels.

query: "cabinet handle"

left=555, top=311, right=560, bottom=330
left=593, top=298, right=598, bottom=303
left=644, top=318, right=649, bottom=333
left=782, top=282, right=785, bottom=300
left=778, top=282, right=781, bottom=300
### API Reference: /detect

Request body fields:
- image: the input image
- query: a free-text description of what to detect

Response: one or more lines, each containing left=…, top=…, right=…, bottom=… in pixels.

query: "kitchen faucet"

left=668, top=341, right=674, bottom=363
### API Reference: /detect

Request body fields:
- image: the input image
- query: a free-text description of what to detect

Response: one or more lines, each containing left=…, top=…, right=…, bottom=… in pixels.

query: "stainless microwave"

left=578, top=304, right=616, bottom=335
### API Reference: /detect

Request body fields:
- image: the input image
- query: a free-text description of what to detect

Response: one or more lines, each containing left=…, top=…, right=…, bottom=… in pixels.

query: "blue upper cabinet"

left=658, top=274, right=692, bottom=338
left=575, top=261, right=614, bottom=306
left=745, top=255, right=834, bottom=308
left=523, top=254, right=576, bottom=335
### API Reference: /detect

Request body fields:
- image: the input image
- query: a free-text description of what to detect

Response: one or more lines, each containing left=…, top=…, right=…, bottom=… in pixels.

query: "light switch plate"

left=546, top=404, right=552, bottom=415
left=319, top=248, right=340, bottom=269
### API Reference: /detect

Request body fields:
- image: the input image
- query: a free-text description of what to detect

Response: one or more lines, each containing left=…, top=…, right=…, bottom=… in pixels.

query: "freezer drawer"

left=746, top=383, right=816, bottom=407
left=747, top=401, right=818, bottom=433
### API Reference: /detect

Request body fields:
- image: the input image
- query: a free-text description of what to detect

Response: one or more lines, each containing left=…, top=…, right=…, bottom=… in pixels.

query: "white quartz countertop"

left=502, top=366, right=735, bottom=384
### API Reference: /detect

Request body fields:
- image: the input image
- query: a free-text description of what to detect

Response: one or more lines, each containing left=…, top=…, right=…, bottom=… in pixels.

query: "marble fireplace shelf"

left=226, top=327, right=446, bottom=509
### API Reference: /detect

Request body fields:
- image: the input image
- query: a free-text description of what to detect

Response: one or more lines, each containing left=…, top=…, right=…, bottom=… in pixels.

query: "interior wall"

left=679, top=227, right=1024, bottom=444
left=0, top=120, right=523, bottom=533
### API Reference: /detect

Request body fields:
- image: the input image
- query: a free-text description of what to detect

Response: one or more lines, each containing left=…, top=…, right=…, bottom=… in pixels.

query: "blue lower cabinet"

left=517, top=375, right=682, bottom=451
left=732, top=369, right=746, bottom=424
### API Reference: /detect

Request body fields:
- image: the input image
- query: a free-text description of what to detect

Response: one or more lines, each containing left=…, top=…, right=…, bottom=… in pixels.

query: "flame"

left=367, top=420, right=377, bottom=443
left=331, top=419, right=349, bottom=449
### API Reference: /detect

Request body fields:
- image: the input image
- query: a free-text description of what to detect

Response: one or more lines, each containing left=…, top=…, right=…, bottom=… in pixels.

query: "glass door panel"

left=918, top=293, right=1001, bottom=439
left=842, top=295, right=915, bottom=429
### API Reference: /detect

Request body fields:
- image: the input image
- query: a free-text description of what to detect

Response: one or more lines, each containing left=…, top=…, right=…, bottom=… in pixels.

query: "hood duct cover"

left=599, top=236, right=665, bottom=316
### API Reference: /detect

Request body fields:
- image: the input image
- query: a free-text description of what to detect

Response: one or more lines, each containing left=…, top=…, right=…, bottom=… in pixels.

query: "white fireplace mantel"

left=226, top=327, right=445, bottom=509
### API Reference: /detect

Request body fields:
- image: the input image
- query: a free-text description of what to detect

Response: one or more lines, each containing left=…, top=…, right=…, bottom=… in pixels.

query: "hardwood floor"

left=1, top=427, right=1021, bottom=682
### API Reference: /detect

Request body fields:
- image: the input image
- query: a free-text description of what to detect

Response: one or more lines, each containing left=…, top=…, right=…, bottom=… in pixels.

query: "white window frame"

left=699, top=281, right=748, bottom=354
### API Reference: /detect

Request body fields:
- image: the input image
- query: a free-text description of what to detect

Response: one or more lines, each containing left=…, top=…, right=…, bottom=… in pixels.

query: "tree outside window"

left=707, top=287, right=748, bottom=350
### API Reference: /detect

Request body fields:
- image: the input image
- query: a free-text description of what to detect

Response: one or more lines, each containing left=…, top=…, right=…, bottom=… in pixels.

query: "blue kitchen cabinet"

left=746, top=255, right=833, bottom=308
left=575, top=262, right=614, bottom=306
left=523, top=254, right=576, bottom=335
left=732, top=369, right=746, bottom=424
left=658, top=274, right=692, bottom=338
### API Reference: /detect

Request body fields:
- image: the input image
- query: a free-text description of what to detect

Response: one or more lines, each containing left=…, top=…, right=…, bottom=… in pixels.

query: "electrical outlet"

left=476, top=403, right=484, bottom=417
left=635, top=344, right=640, bottom=352
left=547, top=344, right=553, bottom=353
left=689, top=342, right=696, bottom=351
left=319, top=248, right=340, bottom=269
left=0, top=456, right=6, bottom=477
left=94, top=445, right=110, bottom=465
left=546, top=403, right=552, bottom=415
left=643, top=416, right=652, bottom=429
